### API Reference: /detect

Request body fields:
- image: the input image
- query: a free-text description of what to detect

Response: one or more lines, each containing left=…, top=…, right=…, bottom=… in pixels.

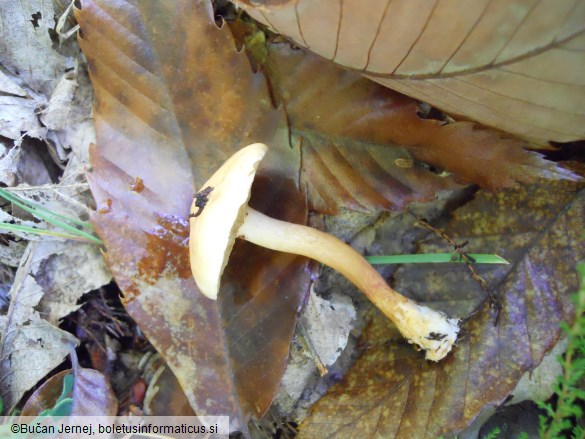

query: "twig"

left=415, top=218, right=502, bottom=321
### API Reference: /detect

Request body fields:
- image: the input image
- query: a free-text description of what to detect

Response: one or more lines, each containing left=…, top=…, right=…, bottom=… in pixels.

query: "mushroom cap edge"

left=189, top=143, right=269, bottom=299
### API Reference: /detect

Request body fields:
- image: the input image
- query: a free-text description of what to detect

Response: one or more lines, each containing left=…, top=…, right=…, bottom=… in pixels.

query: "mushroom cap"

left=189, top=143, right=268, bottom=299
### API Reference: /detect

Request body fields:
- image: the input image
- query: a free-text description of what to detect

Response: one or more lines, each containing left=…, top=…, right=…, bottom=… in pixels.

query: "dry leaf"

left=233, top=0, right=585, bottom=144
left=0, top=70, right=27, bottom=97
left=75, top=0, right=312, bottom=430
left=142, top=364, right=196, bottom=416
left=0, top=243, right=79, bottom=412
left=300, top=288, right=356, bottom=367
left=40, top=73, right=78, bottom=132
left=70, top=353, right=118, bottom=416
left=34, top=240, right=112, bottom=324
left=0, top=184, right=111, bottom=323
left=0, top=0, right=72, bottom=95
left=20, top=364, right=118, bottom=417
left=0, top=96, right=46, bottom=141
left=20, top=370, right=73, bottom=416
left=259, top=42, right=576, bottom=212
left=0, top=240, right=26, bottom=267
left=300, top=177, right=584, bottom=438
left=42, top=67, right=96, bottom=164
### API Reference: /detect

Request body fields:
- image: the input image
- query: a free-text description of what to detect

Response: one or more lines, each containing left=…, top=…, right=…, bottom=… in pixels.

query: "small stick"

left=415, top=218, right=501, bottom=322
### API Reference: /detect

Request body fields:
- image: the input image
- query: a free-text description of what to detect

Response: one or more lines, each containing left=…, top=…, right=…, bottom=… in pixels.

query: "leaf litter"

left=0, top=0, right=580, bottom=436
left=0, top=243, right=79, bottom=412
left=299, top=176, right=585, bottom=438
left=72, top=0, right=584, bottom=435
left=0, top=0, right=112, bottom=415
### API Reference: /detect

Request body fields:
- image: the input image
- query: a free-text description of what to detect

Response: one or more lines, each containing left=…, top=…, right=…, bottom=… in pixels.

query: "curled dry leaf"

left=299, top=177, right=585, bottom=438
left=70, top=352, right=118, bottom=416
left=20, top=370, right=73, bottom=416
left=75, top=0, right=312, bottom=430
left=20, top=365, right=117, bottom=417
left=233, top=0, right=585, bottom=144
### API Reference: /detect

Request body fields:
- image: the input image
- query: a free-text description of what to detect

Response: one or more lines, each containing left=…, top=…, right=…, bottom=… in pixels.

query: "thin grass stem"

left=366, top=253, right=508, bottom=265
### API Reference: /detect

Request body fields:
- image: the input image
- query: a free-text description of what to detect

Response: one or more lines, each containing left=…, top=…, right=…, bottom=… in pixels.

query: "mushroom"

left=189, top=143, right=460, bottom=361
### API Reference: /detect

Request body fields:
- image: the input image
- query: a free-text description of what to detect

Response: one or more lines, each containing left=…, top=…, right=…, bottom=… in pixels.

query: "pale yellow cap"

left=189, top=143, right=268, bottom=299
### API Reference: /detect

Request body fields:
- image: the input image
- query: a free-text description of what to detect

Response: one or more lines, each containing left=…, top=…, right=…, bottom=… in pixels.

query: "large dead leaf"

left=299, top=177, right=584, bottom=438
left=233, top=0, right=585, bottom=144
left=0, top=243, right=79, bottom=412
left=257, top=41, right=575, bottom=213
left=75, top=0, right=312, bottom=430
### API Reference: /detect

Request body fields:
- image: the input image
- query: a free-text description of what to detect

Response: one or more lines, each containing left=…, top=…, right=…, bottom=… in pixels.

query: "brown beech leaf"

left=233, top=0, right=585, bottom=144
left=75, top=0, right=311, bottom=429
left=20, top=370, right=73, bottom=416
left=20, top=364, right=117, bottom=417
left=299, top=177, right=585, bottom=438
left=258, top=42, right=576, bottom=213
left=298, top=133, right=458, bottom=214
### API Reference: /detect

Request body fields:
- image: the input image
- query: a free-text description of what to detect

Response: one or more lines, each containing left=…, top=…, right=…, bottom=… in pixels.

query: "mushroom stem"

left=238, top=206, right=459, bottom=361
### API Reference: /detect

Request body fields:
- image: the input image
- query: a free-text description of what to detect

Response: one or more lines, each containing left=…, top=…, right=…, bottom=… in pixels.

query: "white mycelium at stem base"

left=238, top=207, right=460, bottom=362
left=189, top=143, right=460, bottom=362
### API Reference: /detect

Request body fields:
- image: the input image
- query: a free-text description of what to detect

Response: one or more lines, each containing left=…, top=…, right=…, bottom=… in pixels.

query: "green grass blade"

left=0, top=187, right=93, bottom=230
left=0, top=188, right=101, bottom=244
left=366, top=253, right=509, bottom=265
left=0, top=222, right=102, bottom=244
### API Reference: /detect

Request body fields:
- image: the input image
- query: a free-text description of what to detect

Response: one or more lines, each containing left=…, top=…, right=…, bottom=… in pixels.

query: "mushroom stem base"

left=238, top=207, right=460, bottom=361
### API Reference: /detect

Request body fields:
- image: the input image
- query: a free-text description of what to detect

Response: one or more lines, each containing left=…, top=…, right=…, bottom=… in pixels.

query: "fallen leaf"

left=0, top=240, right=26, bottom=267
left=141, top=361, right=196, bottom=416
left=0, top=243, right=79, bottom=412
left=40, top=72, right=78, bottom=132
left=0, top=143, right=20, bottom=186
left=70, top=352, right=118, bottom=416
left=0, top=184, right=111, bottom=323
left=233, top=0, right=585, bottom=144
left=0, top=96, right=46, bottom=141
left=43, top=67, right=96, bottom=164
left=0, top=0, right=72, bottom=95
left=75, top=0, right=312, bottom=430
left=21, top=362, right=118, bottom=417
left=34, top=240, right=112, bottom=324
left=300, top=288, right=356, bottom=367
left=299, top=177, right=585, bottom=438
left=0, top=70, right=27, bottom=97
left=259, top=41, right=576, bottom=212
left=0, top=207, right=41, bottom=241
left=20, top=370, right=73, bottom=417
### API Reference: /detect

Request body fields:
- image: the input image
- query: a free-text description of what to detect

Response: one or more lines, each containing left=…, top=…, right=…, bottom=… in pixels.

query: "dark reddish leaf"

left=20, top=363, right=117, bottom=417
left=260, top=41, right=575, bottom=212
left=299, top=177, right=584, bottom=437
left=75, top=0, right=312, bottom=429
left=20, top=370, right=72, bottom=417
left=298, top=133, right=459, bottom=214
